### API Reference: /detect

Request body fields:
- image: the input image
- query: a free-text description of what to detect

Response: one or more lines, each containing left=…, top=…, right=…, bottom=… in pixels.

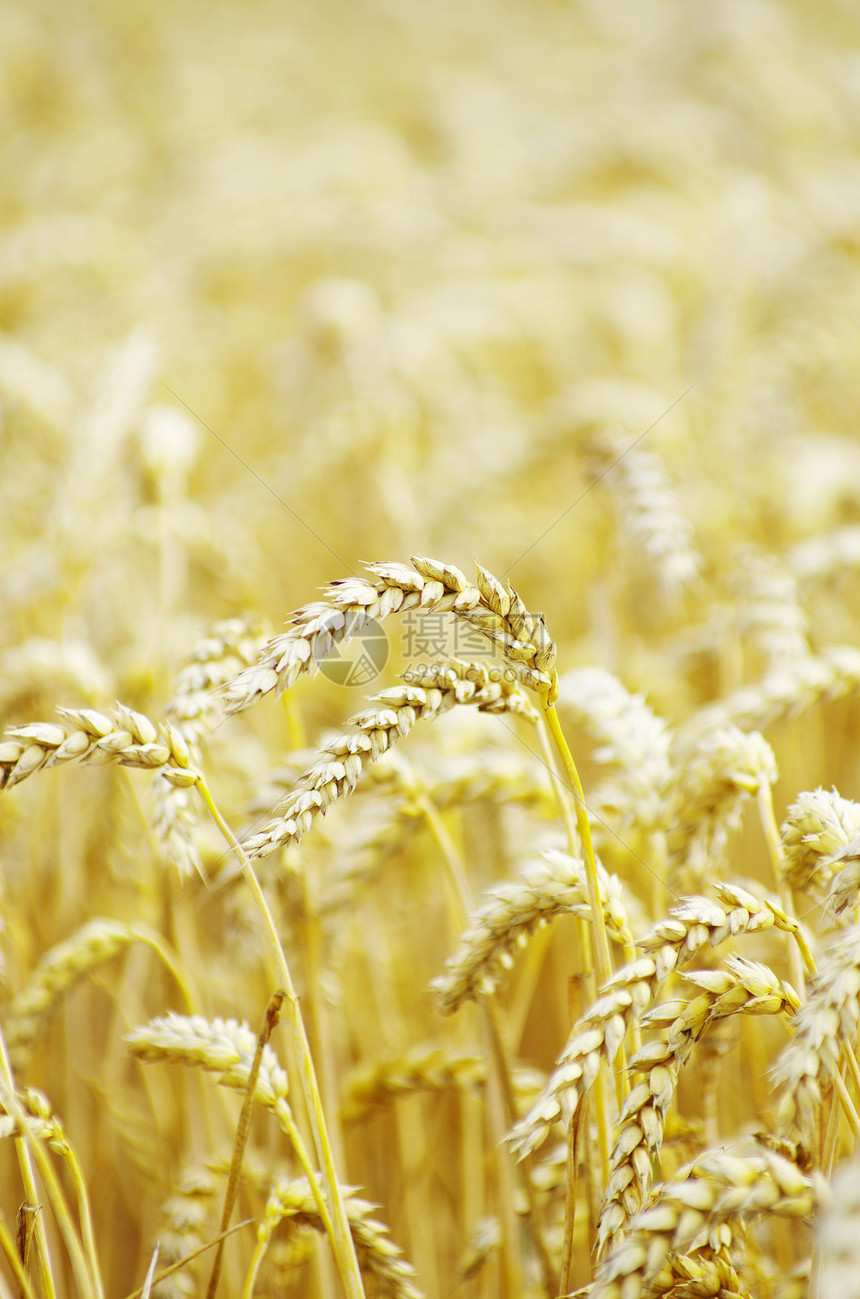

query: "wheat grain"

left=667, top=726, right=777, bottom=891
left=510, top=885, right=782, bottom=1159
left=126, top=1012, right=293, bottom=1135
left=774, top=926, right=860, bottom=1156
left=780, top=787, right=860, bottom=904
left=556, top=667, right=672, bottom=832
left=222, top=556, right=557, bottom=716
left=341, top=1045, right=485, bottom=1122
left=732, top=551, right=809, bottom=667
left=164, top=616, right=270, bottom=747
left=341, top=1044, right=545, bottom=1123
left=0, top=704, right=195, bottom=792
left=260, top=1176, right=423, bottom=1299
left=596, top=957, right=799, bottom=1256
left=589, top=430, right=701, bottom=598
left=240, top=663, right=534, bottom=860
left=592, top=1146, right=819, bottom=1299
left=433, top=850, right=633, bottom=1013
left=152, top=1166, right=219, bottom=1299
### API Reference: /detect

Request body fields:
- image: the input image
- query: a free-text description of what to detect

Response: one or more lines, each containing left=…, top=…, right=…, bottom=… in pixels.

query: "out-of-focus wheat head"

left=2, top=0, right=860, bottom=1296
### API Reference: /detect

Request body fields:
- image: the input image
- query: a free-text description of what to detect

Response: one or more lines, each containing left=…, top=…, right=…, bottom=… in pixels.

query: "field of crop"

left=2, top=1, right=860, bottom=1295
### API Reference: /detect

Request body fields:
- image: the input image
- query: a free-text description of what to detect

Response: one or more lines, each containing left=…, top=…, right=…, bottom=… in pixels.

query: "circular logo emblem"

left=314, top=613, right=389, bottom=687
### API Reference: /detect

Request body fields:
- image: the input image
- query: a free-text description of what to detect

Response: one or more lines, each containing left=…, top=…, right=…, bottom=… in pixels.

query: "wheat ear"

left=556, top=666, right=672, bottom=833
left=732, top=550, right=810, bottom=668
left=150, top=1166, right=219, bottom=1299
left=780, top=787, right=860, bottom=916
left=432, top=849, right=633, bottom=1013
left=223, top=555, right=557, bottom=716
left=5, top=919, right=192, bottom=1070
left=666, top=725, right=777, bottom=892
left=597, top=956, right=799, bottom=1256
left=675, top=644, right=860, bottom=746
left=154, top=615, right=269, bottom=878
left=126, top=1014, right=342, bottom=1249
left=241, top=662, right=534, bottom=860
left=774, top=926, right=860, bottom=1157
left=589, top=429, right=701, bottom=598
left=341, top=1045, right=544, bottom=1124
left=245, top=1177, right=423, bottom=1299
left=0, top=704, right=195, bottom=791
left=591, top=1147, right=819, bottom=1299
left=510, top=884, right=797, bottom=1159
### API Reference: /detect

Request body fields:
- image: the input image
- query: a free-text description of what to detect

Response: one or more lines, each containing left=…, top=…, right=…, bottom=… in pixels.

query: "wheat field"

left=2, top=1, right=860, bottom=1296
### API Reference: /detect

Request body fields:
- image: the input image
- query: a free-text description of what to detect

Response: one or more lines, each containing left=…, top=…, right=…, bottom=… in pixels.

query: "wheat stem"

left=541, top=692, right=623, bottom=1217
left=0, top=1081, right=94, bottom=1298
left=192, top=775, right=365, bottom=1299
left=541, top=701, right=613, bottom=990
left=0, top=1210, right=37, bottom=1299
left=418, top=793, right=557, bottom=1295
left=0, top=1028, right=55, bottom=1299
left=757, top=782, right=806, bottom=995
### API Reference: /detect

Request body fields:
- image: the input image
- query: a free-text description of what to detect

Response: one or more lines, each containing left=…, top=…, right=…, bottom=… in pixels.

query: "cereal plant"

left=2, top=2, right=860, bottom=1297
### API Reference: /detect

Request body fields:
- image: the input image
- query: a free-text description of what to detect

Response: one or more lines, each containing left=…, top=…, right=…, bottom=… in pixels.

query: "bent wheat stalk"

left=223, top=555, right=558, bottom=715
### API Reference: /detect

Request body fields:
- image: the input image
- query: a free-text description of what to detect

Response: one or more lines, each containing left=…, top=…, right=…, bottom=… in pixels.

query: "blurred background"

left=3, top=0, right=860, bottom=677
